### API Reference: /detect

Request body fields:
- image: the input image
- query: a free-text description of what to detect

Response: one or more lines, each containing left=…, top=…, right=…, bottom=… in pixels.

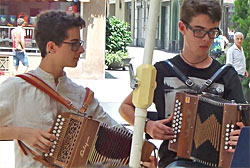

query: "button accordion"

left=43, top=112, right=155, bottom=167
left=168, top=92, right=250, bottom=168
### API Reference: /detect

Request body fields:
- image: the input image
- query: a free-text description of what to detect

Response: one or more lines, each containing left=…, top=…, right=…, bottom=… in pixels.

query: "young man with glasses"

left=119, top=0, right=247, bottom=167
left=0, top=10, right=121, bottom=167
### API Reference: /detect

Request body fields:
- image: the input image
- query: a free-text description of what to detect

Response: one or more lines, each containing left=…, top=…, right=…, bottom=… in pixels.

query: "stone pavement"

left=0, top=47, right=176, bottom=168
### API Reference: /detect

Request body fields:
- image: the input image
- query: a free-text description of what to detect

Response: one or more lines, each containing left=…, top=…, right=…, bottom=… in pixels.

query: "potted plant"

left=105, top=16, right=132, bottom=70
left=105, top=51, right=131, bottom=70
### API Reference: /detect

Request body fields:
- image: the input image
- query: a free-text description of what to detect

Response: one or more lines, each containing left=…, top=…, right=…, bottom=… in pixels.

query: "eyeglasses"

left=182, top=20, right=221, bottom=39
left=62, top=40, right=84, bottom=51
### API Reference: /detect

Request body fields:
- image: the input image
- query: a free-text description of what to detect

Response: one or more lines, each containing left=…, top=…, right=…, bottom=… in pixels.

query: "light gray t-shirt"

left=0, top=67, right=120, bottom=167
left=226, top=43, right=246, bottom=76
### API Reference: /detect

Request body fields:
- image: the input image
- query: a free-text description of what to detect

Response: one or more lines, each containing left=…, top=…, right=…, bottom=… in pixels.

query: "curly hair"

left=180, top=0, right=222, bottom=24
left=34, top=10, right=85, bottom=57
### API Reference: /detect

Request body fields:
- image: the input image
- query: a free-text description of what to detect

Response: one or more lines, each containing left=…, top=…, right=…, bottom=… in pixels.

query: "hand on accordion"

left=228, top=122, right=245, bottom=153
left=19, top=127, right=56, bottom=153
left=145, top=113, right=174, bottom=140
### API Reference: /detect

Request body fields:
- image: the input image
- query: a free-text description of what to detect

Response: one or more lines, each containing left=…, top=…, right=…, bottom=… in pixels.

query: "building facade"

left=107, top=0, right=233, bottom=53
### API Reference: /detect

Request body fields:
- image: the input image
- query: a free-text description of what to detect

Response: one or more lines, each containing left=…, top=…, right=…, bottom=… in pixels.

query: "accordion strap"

left=200, top=64, right=231, bottom=92
left=165, top=60, right=201, bottom=92
left=16, top=73, right=94, bottom=114
left=165, top=60, right=231, bottom=94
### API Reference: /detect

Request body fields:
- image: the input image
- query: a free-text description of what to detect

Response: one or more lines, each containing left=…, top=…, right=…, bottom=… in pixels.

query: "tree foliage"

left=231, top=0, right=250, bottom=88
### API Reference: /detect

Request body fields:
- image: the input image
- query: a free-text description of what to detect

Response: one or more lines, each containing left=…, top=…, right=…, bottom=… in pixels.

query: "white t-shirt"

left=0, top=67, right=120, bottom=167
left=226, top=43, right=246, bottom=76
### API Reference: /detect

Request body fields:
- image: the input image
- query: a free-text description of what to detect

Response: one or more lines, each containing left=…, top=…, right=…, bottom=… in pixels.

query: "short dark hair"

left=34, top=10, right=85, bottom=57
left=180, top=0, right=222, bottom=24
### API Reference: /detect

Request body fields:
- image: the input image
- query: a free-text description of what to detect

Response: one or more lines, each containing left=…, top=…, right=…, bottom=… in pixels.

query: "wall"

left=80, top=0, right=106, bottom=79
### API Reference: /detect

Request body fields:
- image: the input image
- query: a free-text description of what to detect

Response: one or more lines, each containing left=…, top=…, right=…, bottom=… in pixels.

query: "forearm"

left=119, top=91, right=136, bottom=125
left=0, top=126, right=22, bottom=140
left=119, top=103, right=135, bottom=125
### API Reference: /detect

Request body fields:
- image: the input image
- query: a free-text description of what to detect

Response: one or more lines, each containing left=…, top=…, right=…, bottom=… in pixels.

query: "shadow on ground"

left=105, top=71, right=117, bottom=79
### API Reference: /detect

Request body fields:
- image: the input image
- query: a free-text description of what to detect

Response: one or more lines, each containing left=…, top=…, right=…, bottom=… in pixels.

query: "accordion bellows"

left=168, top=92, right=250, bottom=168
left=44, top=112, right=155, bottom=167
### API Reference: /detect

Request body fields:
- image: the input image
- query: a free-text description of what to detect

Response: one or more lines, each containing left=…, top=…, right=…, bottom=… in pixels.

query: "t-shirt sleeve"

left=153, top=62, right=166, bottom=119
left=223, top=67, right=246, bottom=103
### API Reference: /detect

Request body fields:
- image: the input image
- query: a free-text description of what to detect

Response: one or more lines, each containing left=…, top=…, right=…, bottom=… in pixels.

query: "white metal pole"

left=129, top=0, right=161, bottom=167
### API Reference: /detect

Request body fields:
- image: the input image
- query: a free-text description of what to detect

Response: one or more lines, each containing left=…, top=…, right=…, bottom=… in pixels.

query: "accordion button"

left=62, top=118, right=65, bottom=121
left=55, top=123, right=59, bottom=126
left=57, top=119, right=60, bottom=122
left=226, top=129, right=229, bottom=132
left=51, top=149, right=54, bottom=152
left=180, top=113, right=183, bottom=117
left=53, top=130, right=56, bottom=134
left=52, top=145, right=56, bottom=148
left=226, top=124, right=230, bottom=128
left=49, top=153, right=53, bottom=156
left=58, top=115, right=62, bottom=118
left=225, top=141, right=228, bottom=145
left=60, top=122, right=63, bottom=125
left=173, top=139, right=176, bottom=142
left=54, top=126, right=58, bottom=130
left=170, top=140, right=173, bottom=143
left=226, top=133, right=229, bottom=136
left=57, top=130, right=61, bottom=133
left=56, top=133, right=60, bottom=137
left=231, top=129, right=234, bottom=132
left=45, top=153, right=48, bottom=157
left=229, top=146, right=233, bottom=149
left=225, top=137, right=229, bottom=141
left=224, top=146, right=228, bottom=150
left=231, top=125, right=234, bottom=128
left=59, top=126, right=62, bottom=129
left=54, top=141, right=57, bottom=144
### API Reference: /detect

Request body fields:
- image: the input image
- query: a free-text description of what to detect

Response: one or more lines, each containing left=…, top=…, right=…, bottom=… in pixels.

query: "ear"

left=46, top=41, right=56, bottom=54
left=178, top=21, right=186, bottom=35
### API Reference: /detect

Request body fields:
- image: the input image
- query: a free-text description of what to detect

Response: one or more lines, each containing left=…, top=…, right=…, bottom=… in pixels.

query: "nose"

left=203, top=33, right=210, bottom=41
left=79, top=45, right=85, bottom=54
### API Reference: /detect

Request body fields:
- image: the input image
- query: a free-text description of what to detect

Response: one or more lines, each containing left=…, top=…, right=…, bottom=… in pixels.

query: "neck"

left=39, top=57, right=64, bottom=85
left=181, top=51, right=211, bottom=68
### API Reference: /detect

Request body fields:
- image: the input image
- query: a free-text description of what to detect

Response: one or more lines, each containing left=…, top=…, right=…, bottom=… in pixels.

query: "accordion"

left=43, top=112, right=155, bottom=167
left=168, top=92, right=250, bottom=168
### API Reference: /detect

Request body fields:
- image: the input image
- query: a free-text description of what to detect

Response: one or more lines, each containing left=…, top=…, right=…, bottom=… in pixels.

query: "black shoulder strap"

left=165, top=60, right=231, bottom=94
left=165, top=59, right=201, bottom=92
left=200, top=64, right=232, bottom=92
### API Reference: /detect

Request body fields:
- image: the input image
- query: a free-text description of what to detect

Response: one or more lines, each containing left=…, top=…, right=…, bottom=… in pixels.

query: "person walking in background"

left=210, top=33, right=229, bottom=58
left=226, top=32, right=249, bottom=82
left=11, top=18, right=29, bottom=75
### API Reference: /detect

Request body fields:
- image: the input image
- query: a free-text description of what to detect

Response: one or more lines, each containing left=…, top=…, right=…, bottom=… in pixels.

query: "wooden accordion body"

left=43, top=112, right=155, bottom=168
left=168, top=92, right=250, bottom=168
